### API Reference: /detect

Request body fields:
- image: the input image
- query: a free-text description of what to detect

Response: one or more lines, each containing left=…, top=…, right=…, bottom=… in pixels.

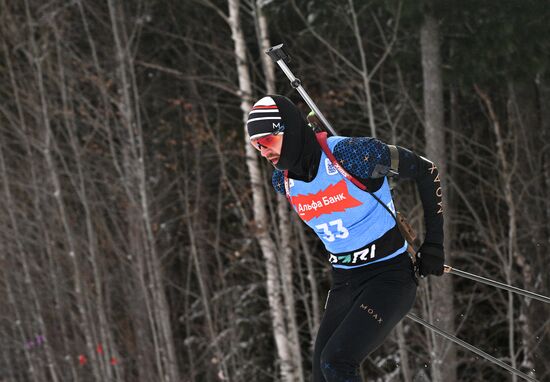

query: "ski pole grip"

left=266, top=44, right=291, bottom=64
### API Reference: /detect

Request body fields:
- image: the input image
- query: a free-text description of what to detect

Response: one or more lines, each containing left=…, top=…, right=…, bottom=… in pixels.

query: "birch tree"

left=228, top=0, right=303, bottom=380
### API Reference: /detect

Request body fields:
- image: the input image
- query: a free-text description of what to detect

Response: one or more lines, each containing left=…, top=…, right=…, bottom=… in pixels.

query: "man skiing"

left=247, top=94, right=445, bottom=382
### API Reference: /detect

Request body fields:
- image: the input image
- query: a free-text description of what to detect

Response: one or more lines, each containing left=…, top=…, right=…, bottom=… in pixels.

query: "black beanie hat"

left=246, top=96, right=285, bottom=139
left=247, top=95, right=321, bottom=180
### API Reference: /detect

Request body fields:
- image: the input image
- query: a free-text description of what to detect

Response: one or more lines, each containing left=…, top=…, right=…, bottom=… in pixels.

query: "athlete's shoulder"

left=332, top=136, right=391, bottom=179
left=272, top=169, right=286, bottom=195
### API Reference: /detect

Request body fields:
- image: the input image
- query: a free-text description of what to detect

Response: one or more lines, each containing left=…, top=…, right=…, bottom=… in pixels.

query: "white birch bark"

left=228, top=0, right=298, bottom=380
left=348, top=0, right=377, bottom=138
left=296, top=223, right=321, bottom=350
left=255, top=3, right=305, bottom=380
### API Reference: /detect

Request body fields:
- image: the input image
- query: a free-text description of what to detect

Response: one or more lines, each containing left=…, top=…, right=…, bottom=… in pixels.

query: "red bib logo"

left=292, top=180, right=362, bottom=221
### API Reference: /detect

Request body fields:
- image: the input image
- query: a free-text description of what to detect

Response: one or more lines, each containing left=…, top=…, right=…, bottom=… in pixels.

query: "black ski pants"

left=312, top=252, right=417, bottom=382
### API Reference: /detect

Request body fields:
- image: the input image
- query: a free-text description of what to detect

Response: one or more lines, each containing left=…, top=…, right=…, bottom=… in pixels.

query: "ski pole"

left=266, top=44, right=338, bottom=136
left=444, top=265, right=550, bottom=304
left=407, top=313, right=538, bottom=382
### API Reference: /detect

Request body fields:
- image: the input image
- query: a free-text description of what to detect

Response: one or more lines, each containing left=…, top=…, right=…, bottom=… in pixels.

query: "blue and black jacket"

left=272, top=134, right=443, bottom=269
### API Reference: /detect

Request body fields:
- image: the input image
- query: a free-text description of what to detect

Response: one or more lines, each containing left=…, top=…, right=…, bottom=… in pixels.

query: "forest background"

left=1, top=0, right=549, bottom=381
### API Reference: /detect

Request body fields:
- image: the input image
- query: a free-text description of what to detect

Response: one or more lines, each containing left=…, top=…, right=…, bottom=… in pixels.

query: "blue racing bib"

left=284, top=136, right=406, bottom=269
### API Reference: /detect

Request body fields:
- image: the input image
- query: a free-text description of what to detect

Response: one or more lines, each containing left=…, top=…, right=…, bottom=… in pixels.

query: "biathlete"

left=246, top=95, right=445, bottom=382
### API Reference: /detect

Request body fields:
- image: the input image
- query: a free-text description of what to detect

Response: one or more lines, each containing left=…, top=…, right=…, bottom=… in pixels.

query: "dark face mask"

left=270, top=95, right=321, bottom=182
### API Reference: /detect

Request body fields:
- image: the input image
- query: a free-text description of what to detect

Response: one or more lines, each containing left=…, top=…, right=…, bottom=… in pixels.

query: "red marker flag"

left=78, top=355, right=87, bottom=366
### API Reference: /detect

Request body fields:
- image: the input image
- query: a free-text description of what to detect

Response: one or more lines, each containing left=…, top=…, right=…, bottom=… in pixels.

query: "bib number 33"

left=315, top=219, right=349, bottom=242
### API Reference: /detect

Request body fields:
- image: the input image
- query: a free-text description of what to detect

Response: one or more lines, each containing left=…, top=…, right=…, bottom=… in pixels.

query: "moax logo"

left=359, top=303, right=383, bottom=324
left=329, top=244, right=376, bottom=264
left=272, top=122, right=285, bottom=134
left=425, top=159, right=443, bottom=214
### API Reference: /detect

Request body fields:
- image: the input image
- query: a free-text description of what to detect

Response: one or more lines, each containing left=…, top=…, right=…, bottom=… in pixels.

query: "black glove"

left=417, top=242, right=444, bottom=277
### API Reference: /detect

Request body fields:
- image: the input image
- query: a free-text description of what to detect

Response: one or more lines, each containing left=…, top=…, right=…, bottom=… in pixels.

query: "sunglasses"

left=250, top=133, right=284, bottom=151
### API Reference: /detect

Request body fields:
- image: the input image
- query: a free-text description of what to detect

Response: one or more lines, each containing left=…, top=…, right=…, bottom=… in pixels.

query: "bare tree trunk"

left=53, top=25, right=118, bottom=380
left=179, top=148, right=231, bottom=381
left=0, top=242, right=40, bottom=382
left=348, top=0, right=377, bottom=138
left=296, top=221, right=321, bottom=350
left=539, top=77, right=550, bottom=241
left=256, top=2, right=276, bottom=96
left=228, top=0, right=302, bottom=380
left=474, top=84, right=522, bottom=382
left=183, top=255, right=198, bottom=380
left=22, top=1, right=104, bottom=379
left=276, top=198, right=305, bottom=382
left=535, top=73, right=550, bottom=380
left=395, top=322, right=412, bottom=382
left=107, top=2, right=180, bottom=380
left=255, top=3, right=305, bottom=380
left=420, top=13, right=457, bottom=382
left=1, top=24, right=66, bottom=382
left=506, top=81, right=538, bottom=377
